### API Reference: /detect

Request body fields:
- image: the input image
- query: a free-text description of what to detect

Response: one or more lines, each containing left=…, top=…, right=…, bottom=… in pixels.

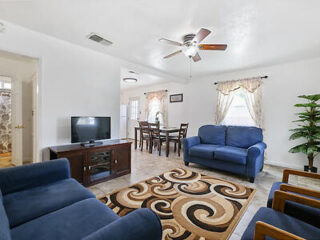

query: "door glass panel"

left=89, top=150, right=111, bottom=181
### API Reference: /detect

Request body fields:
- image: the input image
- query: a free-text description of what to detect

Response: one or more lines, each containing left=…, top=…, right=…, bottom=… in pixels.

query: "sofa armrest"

left=248, top=142, right=267, bottom=159
left=182, top=136, right=200, bottom=150
left=83, top=208, right=162, bottom=240
left=0, top=158, right=70, bottom=195
left=246, top=142, right=267, bottom=178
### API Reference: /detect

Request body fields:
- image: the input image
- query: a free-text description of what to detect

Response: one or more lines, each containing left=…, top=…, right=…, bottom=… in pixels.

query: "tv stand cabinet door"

left=63, top=152, right=86, bottom=185
left=114, top=144, right=131, bottom=175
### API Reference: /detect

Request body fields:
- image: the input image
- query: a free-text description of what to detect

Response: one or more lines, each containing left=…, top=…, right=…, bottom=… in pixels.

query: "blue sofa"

left=182, top=125, right=266, bottom=182
left=0, top=159, right=162, bottom=240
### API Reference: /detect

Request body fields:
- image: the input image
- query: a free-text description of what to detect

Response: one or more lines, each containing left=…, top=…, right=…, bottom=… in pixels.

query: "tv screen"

left=71, top=117, right=111, bottom=143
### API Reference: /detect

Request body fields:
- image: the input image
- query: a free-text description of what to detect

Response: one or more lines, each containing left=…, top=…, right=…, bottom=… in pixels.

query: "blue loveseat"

left=0, top=159, right=162, bottom=240
left=182, top=125, right=266, bottom=182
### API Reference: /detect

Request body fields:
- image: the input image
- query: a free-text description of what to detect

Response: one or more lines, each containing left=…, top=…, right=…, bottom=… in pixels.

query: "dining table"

left=134, top=126, right=180, bottom=157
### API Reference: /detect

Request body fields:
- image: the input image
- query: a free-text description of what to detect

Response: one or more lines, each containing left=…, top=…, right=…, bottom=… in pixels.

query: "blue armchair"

left=241, top=190, right=320, bottom=240
left=267, top=168, right=320, bottom=228
left=182, top=125, right=266, bottom=182
left=0, top=159, right=162, bottom=240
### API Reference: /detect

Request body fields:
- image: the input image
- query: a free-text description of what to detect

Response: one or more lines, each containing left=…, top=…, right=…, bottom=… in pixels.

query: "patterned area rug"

left=100, top=168, right=255, bottom=240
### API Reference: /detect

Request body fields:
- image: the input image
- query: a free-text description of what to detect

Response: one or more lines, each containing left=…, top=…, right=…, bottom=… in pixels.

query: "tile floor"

left=88, top=144, right=320, bottom=239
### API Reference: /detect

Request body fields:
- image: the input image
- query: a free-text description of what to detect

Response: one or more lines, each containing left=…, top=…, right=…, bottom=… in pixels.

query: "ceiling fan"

left=159, top=28, right=227, bottom=62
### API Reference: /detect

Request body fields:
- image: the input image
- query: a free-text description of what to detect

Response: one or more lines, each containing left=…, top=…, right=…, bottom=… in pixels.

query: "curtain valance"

left=216, top=77, right=263, bottom=95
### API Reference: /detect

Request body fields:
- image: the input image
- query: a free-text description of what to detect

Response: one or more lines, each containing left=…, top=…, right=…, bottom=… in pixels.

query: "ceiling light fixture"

left=123, top=77, right=138, bottom=83
left=182, top=44, right=198, bottom=57
left=0, top=22, right=5, bottom=33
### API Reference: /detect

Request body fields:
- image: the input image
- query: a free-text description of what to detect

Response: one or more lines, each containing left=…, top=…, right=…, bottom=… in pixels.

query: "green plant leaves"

left=307, top=145, right=318, bottom=155
left=289, top=144, right=308, bottom=154
left=289, top=132, right=307, bottom=140
left=295, top=103, right=320, bottom=108
left=298, top=94, right=320, bottom=101
left=290, top=94, right=320, bottom=157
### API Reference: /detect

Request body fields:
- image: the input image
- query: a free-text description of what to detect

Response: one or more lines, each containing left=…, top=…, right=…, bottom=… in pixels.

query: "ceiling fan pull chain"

left=189, top=56, right=192, bottom=80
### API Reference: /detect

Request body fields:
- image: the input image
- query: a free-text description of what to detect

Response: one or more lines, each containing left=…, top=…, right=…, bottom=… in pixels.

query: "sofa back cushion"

left=198, top=125, right=226, bottom=145
left=0, top=193, right=11, bottom=240
left=226, top=126, right=263, bottom=148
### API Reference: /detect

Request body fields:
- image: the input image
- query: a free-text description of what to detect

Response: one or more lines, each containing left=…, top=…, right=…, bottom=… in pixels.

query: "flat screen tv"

left=71, top=116, right=111, bottom=143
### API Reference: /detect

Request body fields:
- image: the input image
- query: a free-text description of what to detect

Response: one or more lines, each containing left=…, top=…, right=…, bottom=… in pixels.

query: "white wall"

left=122, top=57, right=320, bottom=170
left=0, top=21, right=122, bottom=161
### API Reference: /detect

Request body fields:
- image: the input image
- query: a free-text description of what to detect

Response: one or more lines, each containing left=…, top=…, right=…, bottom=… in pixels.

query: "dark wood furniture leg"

left=134, top=128, right=138, bottom=149
left=166, top=132, right=169, bottom=157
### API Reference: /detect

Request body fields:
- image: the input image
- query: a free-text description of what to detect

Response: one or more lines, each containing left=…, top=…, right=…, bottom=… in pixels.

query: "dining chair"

left=139, top=121, right=149, bottom=151
left=169, top=123, right=189, bottom=157
left=148, top=123, right=165, bottom=156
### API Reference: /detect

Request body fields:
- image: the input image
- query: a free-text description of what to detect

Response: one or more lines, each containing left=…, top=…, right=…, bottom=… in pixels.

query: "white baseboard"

left=23, top=157, right=33, bottom=163
left=265, top=160, right=301, bottom=170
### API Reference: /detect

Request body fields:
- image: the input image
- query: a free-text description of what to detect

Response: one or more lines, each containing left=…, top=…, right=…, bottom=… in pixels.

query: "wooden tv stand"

left=49, top=139, right=132, bottom=186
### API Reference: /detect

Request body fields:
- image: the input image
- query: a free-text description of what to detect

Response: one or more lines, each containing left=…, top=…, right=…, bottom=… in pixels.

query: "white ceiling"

left=1, top=0, right=320, bottom=80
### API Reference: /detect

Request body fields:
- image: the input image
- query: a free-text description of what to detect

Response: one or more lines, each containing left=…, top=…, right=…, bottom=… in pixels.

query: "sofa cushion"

left=226, top=126, right=263, bottom=148
left=189, top=144, right=221, bottom=159
left=0, top=201, right=11, bottom=240
left=267, top=182, right=320, bottom=228
left=241, top=207, right=320, bottom=240
left=214, top=146, right=248, bottom=165
left=198, top=125, right=226, bottom=145
left=3, top=178, right=95, bottom=228
left=11, top=198, right=119, bottom=240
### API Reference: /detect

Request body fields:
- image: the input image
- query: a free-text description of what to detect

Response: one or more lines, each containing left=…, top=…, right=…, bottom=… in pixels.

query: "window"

left=0, top=76, right=12, bottom=89
left=147, top=97, right=163, bottom=123
left=221, top=89, right=255, bottom=126
left=129, top=99, right=139, bottom=120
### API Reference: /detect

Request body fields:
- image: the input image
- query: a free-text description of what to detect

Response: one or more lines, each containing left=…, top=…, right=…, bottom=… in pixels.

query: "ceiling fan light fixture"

left=183, top=45, right=198, bottom=57
left=123, top=77, right=138, bottom=83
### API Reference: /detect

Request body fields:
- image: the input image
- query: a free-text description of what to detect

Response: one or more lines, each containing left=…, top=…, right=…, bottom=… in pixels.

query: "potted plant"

left=155, top=111, right=162, bottom=126
left=289, top=94, right=320, bottom=172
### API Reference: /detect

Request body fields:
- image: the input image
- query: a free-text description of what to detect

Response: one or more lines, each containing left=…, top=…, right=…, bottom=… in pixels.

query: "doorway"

left=0, top=76, right=12, bottom=167
left=127, top=97, right=140, bottom=139
left=0, top=50, right=39, bottom=168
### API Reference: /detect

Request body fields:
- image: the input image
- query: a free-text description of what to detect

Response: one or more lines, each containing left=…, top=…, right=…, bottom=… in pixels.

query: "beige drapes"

left=145, top=90, right=168, bottom=126
left=215, top=77, right=263, bottom=127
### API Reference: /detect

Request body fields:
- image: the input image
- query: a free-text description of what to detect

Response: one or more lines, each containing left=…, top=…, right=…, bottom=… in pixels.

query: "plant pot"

left=304, top=165, right=318, bottom=173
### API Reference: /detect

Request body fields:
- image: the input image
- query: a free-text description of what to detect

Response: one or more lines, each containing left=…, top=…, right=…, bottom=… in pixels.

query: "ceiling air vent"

left=87, top=33, right=113, bottom=46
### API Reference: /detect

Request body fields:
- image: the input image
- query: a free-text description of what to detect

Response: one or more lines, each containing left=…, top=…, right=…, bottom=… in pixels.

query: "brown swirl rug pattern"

left=100, top=168, right=255, bottom=240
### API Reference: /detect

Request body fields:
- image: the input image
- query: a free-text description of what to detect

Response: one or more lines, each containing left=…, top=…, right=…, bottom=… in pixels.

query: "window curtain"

left=0, top=89, right=12, bottom=153
left=145, top=90, right=168, bottom=126
left=215, top=77, right=263, bottom=127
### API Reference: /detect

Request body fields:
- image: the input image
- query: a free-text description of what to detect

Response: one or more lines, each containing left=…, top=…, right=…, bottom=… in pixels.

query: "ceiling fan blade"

left=159, top=38, right=183, bottom=46
left=192, top=52, right=201, bottom=62
left=192, top=28, right=211, bottom=43
left=199, top=44, right=227, bottom=50
left=163, top=50, right=182, bottom=59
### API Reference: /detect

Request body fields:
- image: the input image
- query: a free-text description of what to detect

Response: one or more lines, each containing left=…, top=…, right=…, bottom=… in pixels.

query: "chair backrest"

left=179, top=123, right=189, bottom=139
left=148, top=123, right=160, bottom=139
left=139, top=121, right=149, bottom=135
